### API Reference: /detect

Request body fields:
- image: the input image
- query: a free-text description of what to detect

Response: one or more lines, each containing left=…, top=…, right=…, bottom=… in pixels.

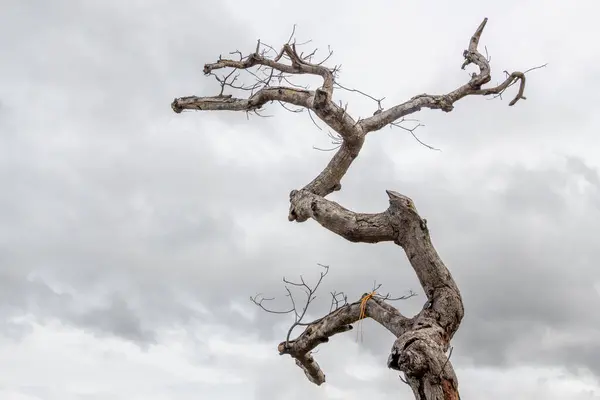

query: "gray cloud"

left=73, top=294, right=157, bottom=345
left=446, top=159, right=600, bottom=375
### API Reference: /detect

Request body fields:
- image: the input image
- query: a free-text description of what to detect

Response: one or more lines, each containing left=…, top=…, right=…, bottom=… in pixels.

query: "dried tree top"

left=171, top=17, right=544, bottom=400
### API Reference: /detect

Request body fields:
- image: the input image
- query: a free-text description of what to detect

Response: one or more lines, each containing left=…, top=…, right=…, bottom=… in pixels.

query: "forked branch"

left=278, top=294, right=414, bottom=385
left=253, top=267, right=416, bottom=386
left=358, top=18, right=544, bottom=133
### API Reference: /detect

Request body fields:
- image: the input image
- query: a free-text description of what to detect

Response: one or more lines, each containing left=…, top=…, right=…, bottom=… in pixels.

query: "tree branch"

left=278, top=294, right=414, bottom=385
left=359, top=18, right=540, bottom=133
left=289, top=189, right=460, bottom=307
left=171, top=86, right=313, bottom=114
left=204, top=42, right=334, bottom=96
left=287, top=189, right=393, bottom=241
left=171, top=36, right=366, bottom=197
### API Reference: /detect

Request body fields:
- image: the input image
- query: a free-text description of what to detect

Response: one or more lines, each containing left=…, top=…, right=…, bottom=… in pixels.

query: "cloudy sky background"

left=1, top=0, right=600, bottom=399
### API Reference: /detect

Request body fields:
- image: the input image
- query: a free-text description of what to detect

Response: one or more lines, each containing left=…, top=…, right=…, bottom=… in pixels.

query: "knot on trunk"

left=288, top=190, right=313, bottom=222
left=313, top=88, right=329, bottom=110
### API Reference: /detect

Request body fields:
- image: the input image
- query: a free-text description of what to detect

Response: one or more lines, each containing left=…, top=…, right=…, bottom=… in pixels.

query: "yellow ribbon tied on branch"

left=357, top=291, right=376, bottom=342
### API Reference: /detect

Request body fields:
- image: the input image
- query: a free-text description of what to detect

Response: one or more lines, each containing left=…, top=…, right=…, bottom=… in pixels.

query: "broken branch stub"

left=171, top=17, right=540, bottom=400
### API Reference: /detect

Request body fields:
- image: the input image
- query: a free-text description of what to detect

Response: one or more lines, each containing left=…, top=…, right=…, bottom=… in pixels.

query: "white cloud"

left=457, top=366, right=600, bottom=399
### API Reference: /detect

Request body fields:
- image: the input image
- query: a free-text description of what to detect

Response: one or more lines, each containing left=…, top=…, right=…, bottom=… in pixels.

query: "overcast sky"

left=1, top=0, right=600, bottom=399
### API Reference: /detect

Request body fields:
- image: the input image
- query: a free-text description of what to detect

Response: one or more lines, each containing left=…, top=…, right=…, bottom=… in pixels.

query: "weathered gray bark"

left=171, top=18, right=533, bottom=400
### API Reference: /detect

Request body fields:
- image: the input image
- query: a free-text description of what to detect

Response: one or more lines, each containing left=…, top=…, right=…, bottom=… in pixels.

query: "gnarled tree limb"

left=358, top=18, right=527, bottom=133
left=282, top=188, right=463, bottom=395
left=171, top=17, right=542, bottom=400
left=278, top=294, right=414, bottom=385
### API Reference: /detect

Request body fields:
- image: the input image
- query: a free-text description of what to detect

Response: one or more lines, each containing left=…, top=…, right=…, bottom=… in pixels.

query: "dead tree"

left=171, top=18, right=541, bottom=400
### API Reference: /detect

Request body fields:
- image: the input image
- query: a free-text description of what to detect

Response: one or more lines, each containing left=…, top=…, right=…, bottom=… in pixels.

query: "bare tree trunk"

left=171, top=18, right=541, bottom=400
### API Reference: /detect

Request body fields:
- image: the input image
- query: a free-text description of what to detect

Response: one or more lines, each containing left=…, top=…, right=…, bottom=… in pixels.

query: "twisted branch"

left=171, top=18, right=543, bottom=399
left=358, top=18, right=545, bottom=133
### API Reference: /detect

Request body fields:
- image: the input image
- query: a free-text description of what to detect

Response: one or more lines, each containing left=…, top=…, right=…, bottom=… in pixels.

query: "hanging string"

left=356, top=291, right=376, bottom=342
